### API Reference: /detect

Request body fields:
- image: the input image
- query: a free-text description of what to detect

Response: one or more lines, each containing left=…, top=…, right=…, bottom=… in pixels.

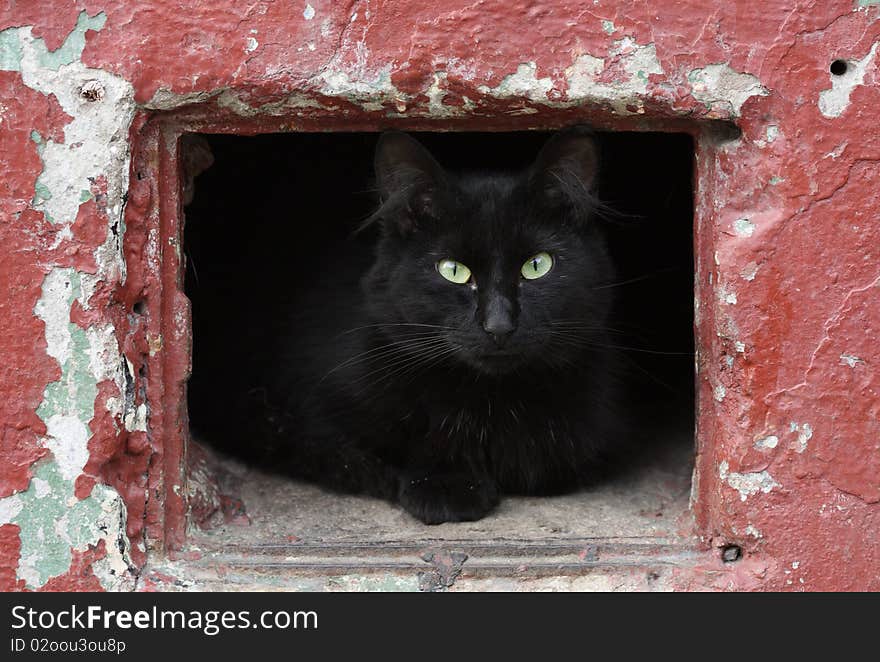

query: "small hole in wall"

left=830, top=59, right=848, bottom=76
left=721, top=544, right=742, bottom=563
left=133, top=300, right=146, bottom=315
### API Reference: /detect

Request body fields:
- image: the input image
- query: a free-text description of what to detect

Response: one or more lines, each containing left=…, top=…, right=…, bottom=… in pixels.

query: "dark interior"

left=183, top=130, right=695, bottom=499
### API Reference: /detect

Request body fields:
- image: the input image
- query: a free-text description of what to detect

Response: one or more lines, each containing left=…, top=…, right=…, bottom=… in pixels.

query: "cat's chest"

left=418, top=386, right=576, bottom=441
left=415, top=389, right=584, bottom=491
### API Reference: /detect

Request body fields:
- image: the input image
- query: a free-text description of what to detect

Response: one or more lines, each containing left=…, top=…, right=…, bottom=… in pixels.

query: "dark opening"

left=830, top=59, right=848, bottom=76
left=182, top=131, right=695, bottom=574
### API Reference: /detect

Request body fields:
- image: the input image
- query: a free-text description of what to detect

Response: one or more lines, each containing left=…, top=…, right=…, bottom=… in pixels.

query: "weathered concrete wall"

left=0, top=1, right=877, bottom=590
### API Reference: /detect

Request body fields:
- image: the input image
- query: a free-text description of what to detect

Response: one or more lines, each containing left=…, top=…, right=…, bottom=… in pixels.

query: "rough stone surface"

left=0, top=1, right=878, bottom=591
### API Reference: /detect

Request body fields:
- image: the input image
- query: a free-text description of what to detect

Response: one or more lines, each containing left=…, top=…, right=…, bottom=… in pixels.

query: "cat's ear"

left=373, top=132, right=446, bottom=234
left=375, top=131, right=445, bottom=199
left=529, top=127, right=599, bottom=211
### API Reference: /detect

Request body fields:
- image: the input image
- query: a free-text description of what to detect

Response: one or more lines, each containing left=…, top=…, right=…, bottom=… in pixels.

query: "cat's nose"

left=482, top=314, right=515, bottom=347
left=483, top=322, right=514, bottom=347
left=481, top=291, right=517, bottom=347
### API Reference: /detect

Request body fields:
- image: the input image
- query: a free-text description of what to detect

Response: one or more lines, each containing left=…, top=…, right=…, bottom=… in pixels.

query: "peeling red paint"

left=0, top=524, right=26, bottom=592
left=1, top=0, right=879, bottom=591
left=66, top=196, right=108, bottom=275
left=0, top=3, right=83, bottom=53
left=0, top=73, right=61, bottom=498
left=1, top=526, right=107, bottom=592
left=138, top=569, right=180, bottom=592
left=38, top=542, right=107, bottom=593
left=76, top=380, right=119, bottom=500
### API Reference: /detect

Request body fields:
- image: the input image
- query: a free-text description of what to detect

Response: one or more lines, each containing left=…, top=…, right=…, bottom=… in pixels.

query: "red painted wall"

left=0, top=0, right=877, bottom=590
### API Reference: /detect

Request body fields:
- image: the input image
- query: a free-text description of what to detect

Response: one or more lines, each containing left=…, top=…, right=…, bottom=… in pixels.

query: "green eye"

left=437, top=259, right=472, bottom=284
left=521, top=252, right=553, bottom=280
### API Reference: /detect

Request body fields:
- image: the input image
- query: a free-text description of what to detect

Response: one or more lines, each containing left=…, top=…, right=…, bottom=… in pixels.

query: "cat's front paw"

left=398, top=472, right=499, bottom=525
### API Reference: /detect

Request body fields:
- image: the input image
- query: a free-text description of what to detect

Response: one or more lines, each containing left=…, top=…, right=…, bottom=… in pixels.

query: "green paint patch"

left=0, top=28, right=24, bottom=71
left=29, top=132, right=51, bottom=209
left=36, top=271, right=97, bottom=426
left=36, top=11, right=107, bottom=71
left=12, top=462, right=108, bottom=586
left=79, top=189, right=93, bottom=203
left=38, top=327, right=96, bottom=422
left=602, top=20, right=616, bottom=35
left=857, top=0, right=880, bottom=6
left=769, top=176, right=785, bottom=186
left=0, top=11, right=106, bottom=74
left=33, top=181, right=53, bottom=204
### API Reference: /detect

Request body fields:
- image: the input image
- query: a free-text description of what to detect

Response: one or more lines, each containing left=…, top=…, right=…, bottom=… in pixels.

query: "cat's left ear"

left=529, top=127, right=599, bottom=210
left=375, top=131, right=446, bottom=198
left=371, top=132, right=447, bottom=235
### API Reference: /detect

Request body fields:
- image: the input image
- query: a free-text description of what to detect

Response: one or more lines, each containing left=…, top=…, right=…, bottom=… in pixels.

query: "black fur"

left=188, top=128, right=686, bottom=524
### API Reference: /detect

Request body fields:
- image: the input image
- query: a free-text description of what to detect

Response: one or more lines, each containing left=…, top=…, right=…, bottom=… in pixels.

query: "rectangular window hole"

left=181, top=130, right=696, bottom=587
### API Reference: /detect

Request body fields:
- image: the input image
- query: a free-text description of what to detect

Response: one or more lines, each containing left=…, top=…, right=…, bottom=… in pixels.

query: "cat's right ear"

left=373, top=131, right=446, bottom=234
left=528, top=126, right=599, bottom=216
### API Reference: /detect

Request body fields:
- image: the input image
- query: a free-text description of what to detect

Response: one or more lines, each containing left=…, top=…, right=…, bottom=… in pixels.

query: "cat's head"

left=363, top=128, right=615, bottom=376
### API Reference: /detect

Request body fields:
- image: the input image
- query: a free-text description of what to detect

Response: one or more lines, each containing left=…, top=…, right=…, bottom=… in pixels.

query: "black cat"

left=275, top=127, right=641, bottom=523
left=190, top=128, right=666, bottom=525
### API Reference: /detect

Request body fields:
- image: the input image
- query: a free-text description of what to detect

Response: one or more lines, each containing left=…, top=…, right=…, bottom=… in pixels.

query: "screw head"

left=80, top=80, right=105, bottom=102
